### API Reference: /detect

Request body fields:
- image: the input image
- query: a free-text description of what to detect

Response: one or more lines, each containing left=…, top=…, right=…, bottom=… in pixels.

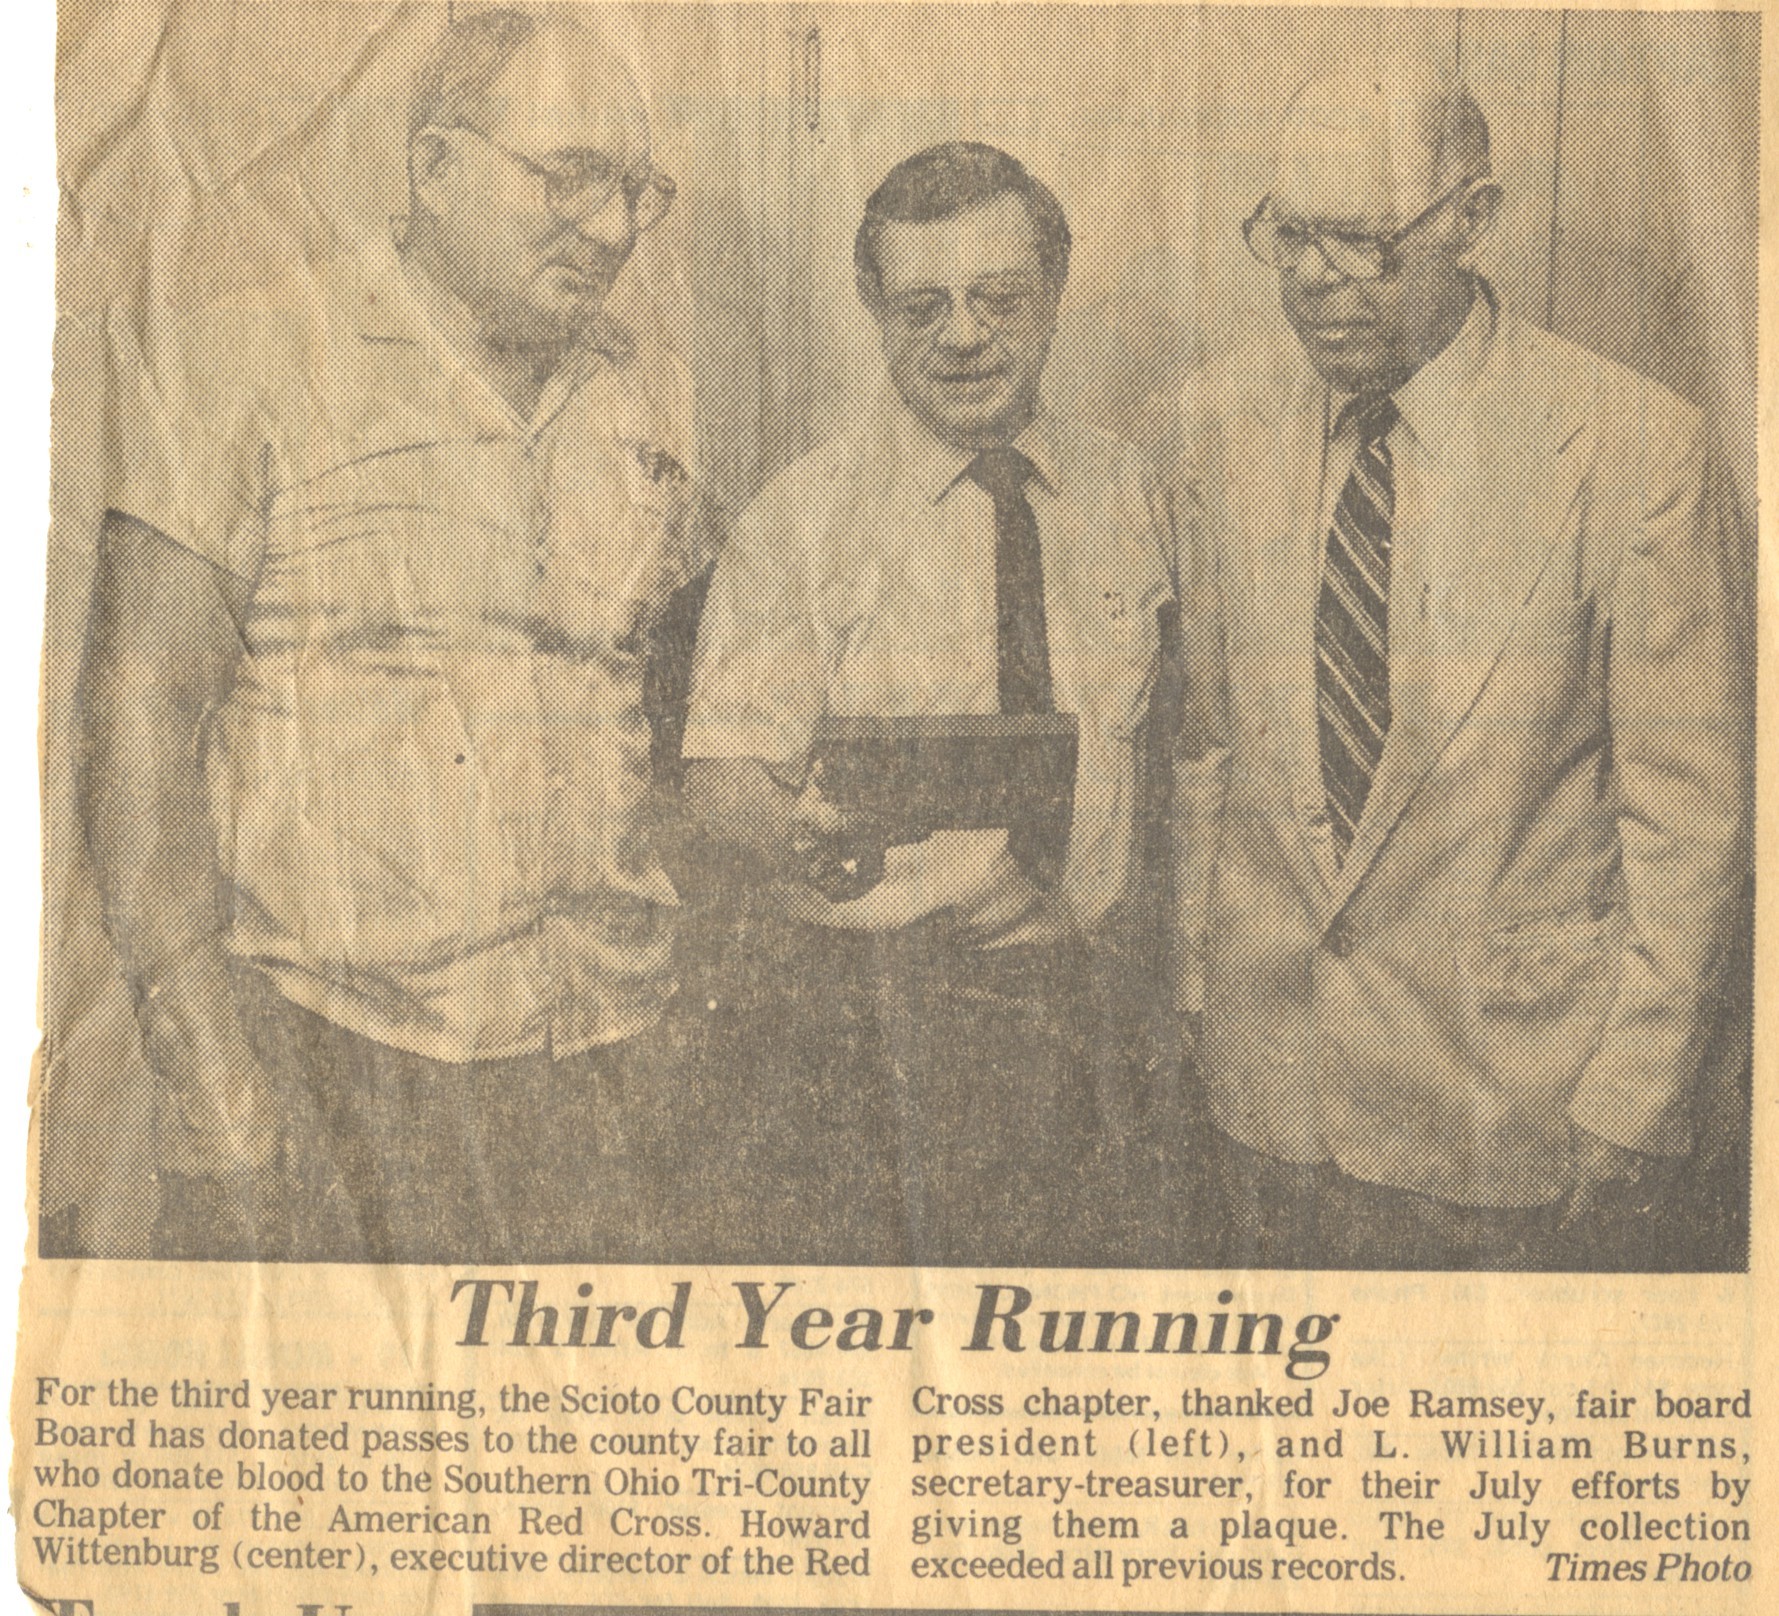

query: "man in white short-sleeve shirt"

left=684, top=143, right=1187, bottom=1265
left=83, top=9, right=716, bottom=1259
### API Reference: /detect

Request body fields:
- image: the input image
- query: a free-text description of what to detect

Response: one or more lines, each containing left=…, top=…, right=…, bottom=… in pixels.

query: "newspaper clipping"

left=16, top=1, right=1766, bottom=1612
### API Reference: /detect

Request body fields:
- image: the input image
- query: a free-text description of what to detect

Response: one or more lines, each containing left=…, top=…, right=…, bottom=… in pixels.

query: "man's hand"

left=1558, top=1126, right=1678, bottom=1235
left=788, top=765, right=894, bottom=902
left=82, top=512, right=281, bottom=1249
left=136, top=951, right=290, bottom=1259
left=135, top=950, right=283, bottom=1179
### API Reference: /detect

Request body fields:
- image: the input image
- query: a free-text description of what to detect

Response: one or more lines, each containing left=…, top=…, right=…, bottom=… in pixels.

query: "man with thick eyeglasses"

left=452, top=120, right=677, bottom=234
left=1172, top=71, right=1749, bottom=1270
left=1243, top=174, right=1477, bottom=285
left=682, top=143, right=1187, bottom=1265
left=83, top=8, right=718, bottom=1259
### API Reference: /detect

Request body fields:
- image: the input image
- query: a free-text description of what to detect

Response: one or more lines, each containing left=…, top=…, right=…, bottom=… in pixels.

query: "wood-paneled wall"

left=754, top=6, right=1755, bottom=501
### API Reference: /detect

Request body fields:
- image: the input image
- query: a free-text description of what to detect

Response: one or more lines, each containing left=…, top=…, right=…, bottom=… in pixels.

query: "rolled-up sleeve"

left=103, top=301, right=274, bottom=582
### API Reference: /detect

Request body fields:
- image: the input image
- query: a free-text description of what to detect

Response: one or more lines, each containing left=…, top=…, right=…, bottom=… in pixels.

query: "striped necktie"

left=1316, top=395, right=1399, bottom=858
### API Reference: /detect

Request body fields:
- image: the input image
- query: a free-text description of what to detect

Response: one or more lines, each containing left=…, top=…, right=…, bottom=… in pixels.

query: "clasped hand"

left=788, top=762, right=897, bottom=902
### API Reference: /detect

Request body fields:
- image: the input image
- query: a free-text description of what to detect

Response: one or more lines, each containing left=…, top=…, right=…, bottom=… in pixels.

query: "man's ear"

left=408, top=127, right=459, bottom=213
left=1454, top=179, right=1503, bottom=260
left=854, top=265, right=885, bottom=316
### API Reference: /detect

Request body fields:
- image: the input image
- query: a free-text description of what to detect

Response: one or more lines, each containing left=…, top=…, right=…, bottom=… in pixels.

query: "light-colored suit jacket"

left=1173, top=305, right=1750, bottom=1207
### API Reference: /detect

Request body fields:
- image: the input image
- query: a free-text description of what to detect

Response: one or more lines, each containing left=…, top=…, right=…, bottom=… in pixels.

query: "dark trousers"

left=687, top=913, right=1191, bottom=1267
left=157, top=974, right=699, bottom=1263
left=1207, top=1128, right=1562, bottom=1271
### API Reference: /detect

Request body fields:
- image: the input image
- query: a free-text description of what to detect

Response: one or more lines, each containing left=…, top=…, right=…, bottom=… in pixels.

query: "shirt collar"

left=1331, top=280, right=1497, bottom=461
left=891, top=401, right=1063, bottom=504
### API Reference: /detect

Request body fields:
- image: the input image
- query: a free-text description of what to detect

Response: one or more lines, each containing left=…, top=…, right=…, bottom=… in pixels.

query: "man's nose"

left=1289, top=239, right=1348, bottom=292
left=562, top=186, right=637, bottom=249
left=934, top=299, right=991, bottom=351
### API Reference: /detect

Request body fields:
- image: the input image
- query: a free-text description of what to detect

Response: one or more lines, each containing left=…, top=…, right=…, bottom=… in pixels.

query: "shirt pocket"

left=1055, top=579, right=1165, bottom=740
left=544, top=451, right=693, bottom=652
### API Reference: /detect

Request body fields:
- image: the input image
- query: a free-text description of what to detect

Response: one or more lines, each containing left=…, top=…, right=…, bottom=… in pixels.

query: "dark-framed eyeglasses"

left=1242, top=175, right=1481, bottom=281
left=457, top=123, right=676, bottom=232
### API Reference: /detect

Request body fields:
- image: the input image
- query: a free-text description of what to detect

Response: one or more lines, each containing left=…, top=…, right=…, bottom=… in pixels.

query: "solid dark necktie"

left=967, top=446, right=1055, bottom=717
left=965, top=446, right=1065, bottom=885
left=1316, top=395, right=1398, bottom=859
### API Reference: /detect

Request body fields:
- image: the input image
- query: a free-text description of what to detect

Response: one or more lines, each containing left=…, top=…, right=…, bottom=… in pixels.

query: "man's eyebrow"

left=892, top=269, right=1043, bottom=288
left=1277, top=205, right=1389, bottom=233
left=536, top=145, right=622, bottom=166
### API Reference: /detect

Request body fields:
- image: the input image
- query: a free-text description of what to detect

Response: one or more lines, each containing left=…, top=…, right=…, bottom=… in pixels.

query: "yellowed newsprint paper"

left=13, top=1, right=1769, bottom=1613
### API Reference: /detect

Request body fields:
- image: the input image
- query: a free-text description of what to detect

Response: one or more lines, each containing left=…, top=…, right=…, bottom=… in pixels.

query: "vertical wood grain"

left=1457, top=8, right=1566, bottom=327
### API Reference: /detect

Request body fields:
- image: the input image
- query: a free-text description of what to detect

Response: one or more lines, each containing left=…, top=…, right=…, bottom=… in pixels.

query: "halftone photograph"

left=41, top=3, right=1755, bottom=1271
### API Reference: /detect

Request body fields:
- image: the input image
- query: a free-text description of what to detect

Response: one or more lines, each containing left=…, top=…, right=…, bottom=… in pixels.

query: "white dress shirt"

left=685, top=403, right=1174, bottom=946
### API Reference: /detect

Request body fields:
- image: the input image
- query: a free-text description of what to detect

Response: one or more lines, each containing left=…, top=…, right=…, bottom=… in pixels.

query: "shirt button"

left=1324, top=919, right=1356, bottom=958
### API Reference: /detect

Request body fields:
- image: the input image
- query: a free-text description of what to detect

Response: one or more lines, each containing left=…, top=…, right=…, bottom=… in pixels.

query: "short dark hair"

left=854, top=142, right=1072, bottom=298
left=409, top=8, right=542, bottom=139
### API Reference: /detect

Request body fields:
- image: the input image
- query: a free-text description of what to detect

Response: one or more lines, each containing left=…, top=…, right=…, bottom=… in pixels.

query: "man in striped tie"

left=1172, top=69, right=1750, bottom=1268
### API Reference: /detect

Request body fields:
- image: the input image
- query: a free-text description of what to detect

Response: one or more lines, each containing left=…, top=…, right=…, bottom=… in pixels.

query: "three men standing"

left=82, top=18, right=1749, bottom=1271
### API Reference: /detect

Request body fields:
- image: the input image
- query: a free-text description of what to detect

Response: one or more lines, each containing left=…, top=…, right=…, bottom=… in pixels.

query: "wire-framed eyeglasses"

left=1243, top=175, right=1481, bottom=281
left=881, top=281, right=1052, bottom=335
left=458, top=123, right=677, bottom=232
